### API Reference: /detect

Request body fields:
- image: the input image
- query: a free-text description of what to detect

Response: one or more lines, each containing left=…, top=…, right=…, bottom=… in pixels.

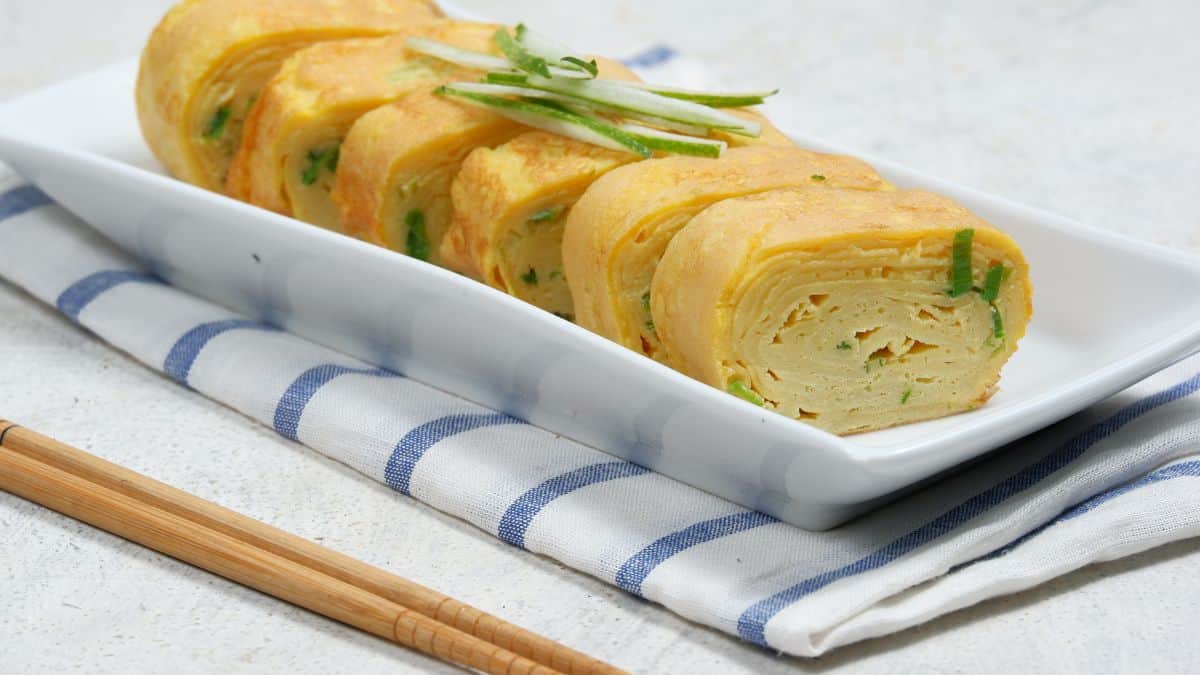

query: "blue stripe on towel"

left=273, top=364, right=400, bottom=441
left=0, top=185, right=52, bottom=221
left=163, top=318, right=277, bottom=387
left=615, top=510, right=778, bottom=595
left=975, top=458, right=1200, bottom=563
left=736, top=370, right=1200, bottom=646
left=384, top=413, right=523, bottom=496
left=1062, top=459, right=1200, bottom=519
left=56, top=270, right=159, bottom=321
left=498, top=461, right=650, bottom=549
left=623, top=44, right=679, bottom=69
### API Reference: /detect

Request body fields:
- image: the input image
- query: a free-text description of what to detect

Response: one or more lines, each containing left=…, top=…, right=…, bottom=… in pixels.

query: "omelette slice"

left=439, top=108, right=794, bottom=320
left=332, top=92, right=523, bottom=263
left=653, top=188, right=1033, bottom=434
left=333, top=56, right=636, bottom=267
left=562, top=146, right=891, bottom=360
left=226, top=20, right=497, bottom=230
left=136, top=0, right=440, bottom=192
left=440, top=132, right=636, bottom=319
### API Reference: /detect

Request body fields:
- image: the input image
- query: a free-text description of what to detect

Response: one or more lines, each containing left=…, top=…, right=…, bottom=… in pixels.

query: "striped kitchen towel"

left=2, top=178, right=1200, bottom=654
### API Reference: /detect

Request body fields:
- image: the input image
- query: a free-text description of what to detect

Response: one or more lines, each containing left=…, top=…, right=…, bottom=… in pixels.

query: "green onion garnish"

left=616, top=82, right=779, bottom=108
left=990, top=304, right=1005, bottom=339
left=494, top=28, right=552, bottom=78
left=415, top=25, right=779, bottom=156
left=404, top=209, right=430, bottom=261
left=520, top=267, right=538, bottom=285
left=528, top=205, right=563, bottom=223
left=300, top=144, right=340, bottom=186
left=435, top=86, right=651, bottom=157
left=980, top=264, right=1005, bottom=302
left=485, top=71, right=529, bottom=85
left=513, top=23, right=599, bottom=78
left=561, top=56, right=599, bottom=76
left=518, top=74, right=760, bottom=136
left=947, top=228, right=975, bottom=297
left=810, top=174, right=826, bottom=182
left=203, top=105, right=231, bottom=141
left=727, top=380, right=764, bottom=406
left=836, top=340, right=852, bottom=351
left=901, top=387, right=913, bottom=404
left=616, top=122, right=725, bottom=158
left=645, top=318, right=655, bottom=333
left=641, top=291, right=651, bottom=313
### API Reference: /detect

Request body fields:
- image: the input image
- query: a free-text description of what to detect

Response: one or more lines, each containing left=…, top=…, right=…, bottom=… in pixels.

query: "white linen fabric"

left=1, top=50, right=1198, bottom=656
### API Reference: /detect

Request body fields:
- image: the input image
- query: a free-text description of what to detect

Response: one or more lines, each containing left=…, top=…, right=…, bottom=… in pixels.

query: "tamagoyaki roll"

left=136, top=0, right=440, bottom=191
left=225, top=20, right=496, bottom=230
left=652, top=188, right=1033, bottom=434
left=562, top=146, right=891, bottom=359
left=333, top=56, right=636, bottom=268
left=439, top=108, right=793, bottom=320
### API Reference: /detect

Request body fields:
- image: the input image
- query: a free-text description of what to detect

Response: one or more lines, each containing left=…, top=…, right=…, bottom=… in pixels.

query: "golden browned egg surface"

left=652, top=188, right=1032, bottom=434
left=439, top=95, right=796, bottom=320
left=335, top=56, right=636, bottom=272
left=562, top=145, right=892, bottom=361
left=225, top=20, right=496, bottom=229
left=138, top=2, right=1034, bottom=435
left=136, top=0, right=440, bottom=191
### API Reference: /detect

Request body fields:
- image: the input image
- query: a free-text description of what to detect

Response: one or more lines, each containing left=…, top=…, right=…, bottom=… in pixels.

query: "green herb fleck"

left=301, top=143, right=340, bottom=186
left=727, top=380, right=764, bottom=406
left=561, top=56, right=599, bottom=76
left=494, top=27, right=551, bottom=78
left=520, top=267, right=538, bottom=285
left=901, top=387, right=913, bottom=404
left=641, top=291, right=651, bottom=313
left=980, top=264, right=1005, bottom=302
left=645, top=317, right=655, bottom=334
left=990, top=304, right=1005, bottom=339
left=947, top=228, right=975, bottom=297
left=485, top=71, right=528, bottom=85
left=836, top=340, right=853, bottom=351
left=203, top=105, right=231, bottom=141
left=405, top=209, right=430, bottom=261
left=528, top=205, right=563, bottom=224
left=810, top=174, right=826, bottom=182
left=548, top=269, right=563, bottom=281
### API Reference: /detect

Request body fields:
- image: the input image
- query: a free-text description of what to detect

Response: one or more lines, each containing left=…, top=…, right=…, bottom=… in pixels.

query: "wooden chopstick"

left=0, top=420, right=626, bottom=675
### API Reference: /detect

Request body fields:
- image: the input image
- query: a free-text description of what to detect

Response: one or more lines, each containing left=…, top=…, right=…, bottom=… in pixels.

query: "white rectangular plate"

left=2, top=60, right=1198, bottom=530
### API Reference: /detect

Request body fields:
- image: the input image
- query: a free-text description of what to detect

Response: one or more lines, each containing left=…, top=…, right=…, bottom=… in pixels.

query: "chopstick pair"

left=0, top=420, right=625, bottom=675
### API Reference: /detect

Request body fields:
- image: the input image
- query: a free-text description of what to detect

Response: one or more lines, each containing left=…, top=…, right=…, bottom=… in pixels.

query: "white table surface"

left=2, top=1, right=1198, bottom=672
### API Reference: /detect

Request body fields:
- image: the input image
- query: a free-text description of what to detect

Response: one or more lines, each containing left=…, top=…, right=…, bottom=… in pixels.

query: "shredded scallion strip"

left=436, top=86, right=651, bottom=157
left=980, top=263, right=1005, bottom=302
left=990, top=304, right=1005, bottom=339
left=493, top=28, right=552, bottom=78
left=415, top=25, right=780, bottom=156
left=203, top=105, right=231, bottom=141
left=618, top=82, right=779, bottom=107
left=948, top=228, right=975, bottom=297
left=727, top=380, right=764, bottom=406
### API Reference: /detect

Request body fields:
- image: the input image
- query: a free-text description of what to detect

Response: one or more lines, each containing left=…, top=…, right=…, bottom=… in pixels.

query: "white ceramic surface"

left=0, top=61, right=1198, bottom=531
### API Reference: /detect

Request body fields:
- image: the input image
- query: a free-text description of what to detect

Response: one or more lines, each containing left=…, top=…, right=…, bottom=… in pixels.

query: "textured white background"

left=2, top=1, right=1198, bottom=672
